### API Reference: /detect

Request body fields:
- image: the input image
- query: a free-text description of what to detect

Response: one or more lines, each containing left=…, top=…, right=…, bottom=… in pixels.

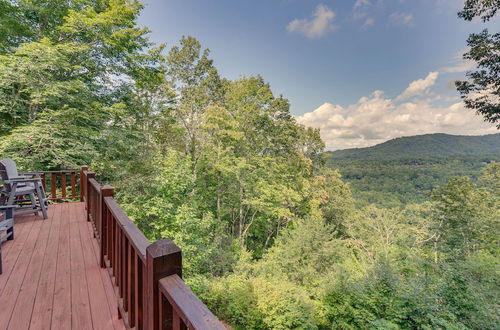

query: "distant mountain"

left=325, top=133, right=500, bottom=208
left=327, top=133, right=500, bottom=161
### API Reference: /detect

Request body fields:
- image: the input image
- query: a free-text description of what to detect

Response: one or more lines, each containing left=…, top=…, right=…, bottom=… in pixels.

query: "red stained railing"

left=24, top=170, right=81, bottom=200
left=81, top=166, right=223, bottom=330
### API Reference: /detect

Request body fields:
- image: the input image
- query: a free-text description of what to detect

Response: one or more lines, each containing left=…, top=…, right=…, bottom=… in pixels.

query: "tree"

left=313, top=168, right=354, bottom=235
left=458, top=0, right=499, bottom=21
left=456, top=0, right=500, bottom=127
left=0, top=0, right=167, bottom=171
left=164, top=36, right=224, bottom=168
left=430, top=177, right=496, bottom=259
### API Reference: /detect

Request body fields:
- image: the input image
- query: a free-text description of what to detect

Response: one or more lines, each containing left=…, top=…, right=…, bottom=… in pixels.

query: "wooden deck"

left=0, top=202, right=125, bottom=330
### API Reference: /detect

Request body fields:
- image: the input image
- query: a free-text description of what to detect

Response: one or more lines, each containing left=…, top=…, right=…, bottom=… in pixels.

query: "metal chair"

left=0, top=205, right=15, bottom=275
left=0, top=159, right=48, bottom=219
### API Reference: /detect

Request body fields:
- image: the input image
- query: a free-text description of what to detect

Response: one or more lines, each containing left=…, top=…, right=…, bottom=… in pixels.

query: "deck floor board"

left=0, top=202, right=125, bottom=330
left=84, top=209, right=126, bottom=330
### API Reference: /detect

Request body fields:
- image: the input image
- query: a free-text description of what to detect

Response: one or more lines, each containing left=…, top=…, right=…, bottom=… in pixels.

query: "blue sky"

left=138, top=0, right=498, bottom=150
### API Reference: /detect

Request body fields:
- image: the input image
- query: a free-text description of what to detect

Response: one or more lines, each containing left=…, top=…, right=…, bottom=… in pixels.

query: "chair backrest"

left=0, top=207, right=13, bottom=224
left=0, top=159, right=20, bottom=194
left=0, top=158, right=19, bottom=181
left=0, top=206, right=14, bottom=244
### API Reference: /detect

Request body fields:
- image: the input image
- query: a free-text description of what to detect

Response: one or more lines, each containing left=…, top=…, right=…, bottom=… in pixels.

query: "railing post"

left=80, top=166, right=88, bottom=202
left=86, top=172, right=95, bottom=222
left=146, top=240, right=182, bottom=330
left=100, top=185, right=114, bottom=268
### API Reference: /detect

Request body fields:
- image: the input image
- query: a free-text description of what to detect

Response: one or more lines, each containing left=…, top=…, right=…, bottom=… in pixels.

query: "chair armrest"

left=19, top=172, right=43, bottom=177
left=0, top=205, right=17, bottom=210
left=0, top=219, right=14, bottom=231
left=0, top=206, right=16, bottom=221
left=9, top=175, right=31, bottom=179
left=4, top=178, right=42, bottom=184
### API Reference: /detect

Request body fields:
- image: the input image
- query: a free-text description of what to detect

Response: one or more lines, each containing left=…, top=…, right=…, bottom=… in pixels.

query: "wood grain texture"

left=8, top=205, right=54, bottom=330
left=30, top=203, right=63, bottom=330
left=0, top=203, right=125, bottom=330
left=1, top=166, right=225, bottom=330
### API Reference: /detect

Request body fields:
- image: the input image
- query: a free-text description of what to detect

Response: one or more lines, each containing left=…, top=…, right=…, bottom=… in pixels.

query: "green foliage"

left=0, top=0, right=165, bottom=171
left=456, top=0, right=500, bottom=127
left=326, top=134, right=500, bottom=207
left=205, top=165, right=499, bottom=329
left=0, top=39, right=90, bottom=135
left=456, top=30, right=500, bottom=127
left=1, top=2, right=498, bottom=328
left=199, top=275, right=317, bottom=330
left=431, top=176, right=498, bottom=258
left=321, top=261, right=465, bottom=329
left=254, top=217, right=346, bottom=294
left=440, top=252, right=500, bottom=328
left=0, top=108, right=102, bottom=170
left=458, top=0, right=499, bottom=22
left=314, top=168, right=355, bottom=234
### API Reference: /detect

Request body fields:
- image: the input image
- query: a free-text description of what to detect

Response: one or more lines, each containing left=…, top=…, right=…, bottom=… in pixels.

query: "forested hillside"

left=0, top=1, right=498, bottom=329
left=328, top=133, right=500, bottom=160
left=326, top=134, right=500, bottom=207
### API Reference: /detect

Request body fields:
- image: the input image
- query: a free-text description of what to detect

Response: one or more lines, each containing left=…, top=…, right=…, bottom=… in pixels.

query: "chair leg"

left=35, top=184, right=48, bottom=220
left=29, top=193, right=39, bottom=217
left=6, top=183, right=17, bottom=205
left=6, top=208, right=13, bottom=240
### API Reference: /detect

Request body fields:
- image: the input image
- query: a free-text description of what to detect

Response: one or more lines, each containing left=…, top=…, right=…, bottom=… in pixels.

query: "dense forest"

left=0, top=1, right=498, bottom=329
left=326, top=134, right=500, bottom=207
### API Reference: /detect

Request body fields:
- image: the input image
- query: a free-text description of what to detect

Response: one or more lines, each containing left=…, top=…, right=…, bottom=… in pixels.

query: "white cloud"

left=442, top=60, right=476, bottom=73
left=287, top=4, right=336, bottom=38
left=296, top=78, right=497, bottom=150
left=396, top=72, right=439, bottom=101
left=354, top=0, right=371, bottom=10
left=361, top=17, right=375, bottom=29
left=352, top=0, right=371, bottom=23
left=389, top=12, right=414, bottom=26
left=442, top=49, right=476, bottom=73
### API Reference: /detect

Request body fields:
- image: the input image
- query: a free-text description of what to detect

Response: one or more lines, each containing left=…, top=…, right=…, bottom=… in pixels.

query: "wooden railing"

left=25, top=170, right=81, bottom=200
left=159, top=275, right=225, bottom=330
left=80, top=166, right=224, bottom=330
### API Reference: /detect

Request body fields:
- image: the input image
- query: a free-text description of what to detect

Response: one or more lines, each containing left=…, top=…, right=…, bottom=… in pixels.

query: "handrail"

left=80, top=166, right=224, bottom=330
left=104, top=197, right=149, bottom=261
left=159, top=275, right=225, bottom=330
left=25, top=170, right=80, bottom=173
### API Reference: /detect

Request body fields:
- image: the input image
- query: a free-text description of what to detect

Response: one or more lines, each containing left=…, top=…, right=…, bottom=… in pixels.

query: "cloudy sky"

left=139, top=0, right=498, bottom=150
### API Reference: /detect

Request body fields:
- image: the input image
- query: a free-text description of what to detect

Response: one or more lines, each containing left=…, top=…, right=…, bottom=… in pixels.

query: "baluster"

left=107, top=209, right=113, bottom=268
left=61, top=173, right=66, bottom=198
left=71, top=172, right=76, bottom=198
left=51, top=173, right=57, bottom=199
left=159, top=294, right=171, bottom=330
left=117, top=229, right=122, bottom=297
left=100, top=186, right=114, bottom=267
left=123, top=234, right=129, bottom=312
left=127, top=246, right=136, bottom=327
left=86, top=172, right=95, bottom=222
left=136, top=257, right=144, bottom=329
left=172, top=308, right=187, bottom=330
left=113, top=219, right=118, bottom=284
left=80, top=166, right=88, bottom=202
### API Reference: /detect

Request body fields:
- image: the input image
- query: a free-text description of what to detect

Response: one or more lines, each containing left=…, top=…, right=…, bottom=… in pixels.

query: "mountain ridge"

left=326, top=133, right=500, bottom=160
